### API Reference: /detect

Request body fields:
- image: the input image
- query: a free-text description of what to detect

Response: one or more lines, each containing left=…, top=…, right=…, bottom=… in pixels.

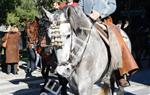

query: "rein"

left=68, top=27, right=92, bottom=66
left=60, top=21, right=112, bottom=85
left=50, top=17, right=93, bottom=78
left=62, top=26, right=93, bottom=79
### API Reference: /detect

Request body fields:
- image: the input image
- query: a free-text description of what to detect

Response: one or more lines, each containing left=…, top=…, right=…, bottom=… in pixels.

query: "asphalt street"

left=125, top=68, right=150, bottom=95
left=0, top=61, right=150, bottom=95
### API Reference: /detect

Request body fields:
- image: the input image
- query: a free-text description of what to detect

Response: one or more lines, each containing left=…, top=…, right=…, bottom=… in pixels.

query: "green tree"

left=6, top=0, right=39, bottom=26
left=0, top=0, right=39, bottom=26
left=0, top=0, right=79, bottom=25
left=0, top=0, right=19, bottom=25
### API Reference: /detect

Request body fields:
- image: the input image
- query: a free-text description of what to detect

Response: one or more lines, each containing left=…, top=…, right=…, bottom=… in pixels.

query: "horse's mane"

left=66, top=6, right=92, bottom=29
left=65, top=6, right=92, bottom=39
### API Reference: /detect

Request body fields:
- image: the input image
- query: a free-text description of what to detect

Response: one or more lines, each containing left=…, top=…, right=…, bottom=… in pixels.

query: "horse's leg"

left=110, top=72, right=116, bottom=95
left=40, top=57, right=49, bottom=93
left=41, top=57, right=47, bottom=79
left=77, top=67, right=111, bottom=95
left=74, top=70, right=92, bottom=95
left=111, top=70, right=125, bottom=95
left=77, top=79, right=93, bottom=95
left=57, top=74, right=68, bottom=95
left=45, top=65, right=50, bottom=81
left=40, top=68, right=48, bottom=93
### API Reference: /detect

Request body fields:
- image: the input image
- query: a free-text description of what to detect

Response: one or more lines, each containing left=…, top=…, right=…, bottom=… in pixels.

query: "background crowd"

left=0, top=0, right=149, bottom=79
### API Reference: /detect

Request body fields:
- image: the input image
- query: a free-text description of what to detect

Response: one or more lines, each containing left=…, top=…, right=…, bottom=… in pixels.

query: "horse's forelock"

left=65, top=6, right=92, bottom=31
left=35, top=16, right=39, bottom=22
left=64, top=6, right=92, bottom=39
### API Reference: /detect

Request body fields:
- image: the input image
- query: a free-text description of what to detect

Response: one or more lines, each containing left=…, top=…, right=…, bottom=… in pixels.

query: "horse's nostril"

left=66, top=68, right=70, bottom=71
left=66, top=35, right=70, bottom=39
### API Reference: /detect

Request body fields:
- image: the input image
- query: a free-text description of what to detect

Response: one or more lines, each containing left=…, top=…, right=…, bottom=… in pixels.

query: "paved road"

left=0, top=61, right=44, bottom=95
left=0, top=61, right=150, bottom=95
left=124, top=59, right=150, bottom=95
left=125, top=68, right=150, bottom=95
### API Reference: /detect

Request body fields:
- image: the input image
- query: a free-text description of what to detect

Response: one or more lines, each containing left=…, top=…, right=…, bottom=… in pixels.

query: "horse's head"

left=25, top=16, right=39, bottom=33
left=24, top=16, right=40, bottom=46
left=42, top=7, right=116, bottom=95
left=42, top=6, right=93, bottom=77
left=42, top=7, right=72, bottom=63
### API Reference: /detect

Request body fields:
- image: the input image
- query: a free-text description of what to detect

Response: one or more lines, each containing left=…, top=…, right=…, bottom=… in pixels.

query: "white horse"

left=42, top=6, right=130, bottom=95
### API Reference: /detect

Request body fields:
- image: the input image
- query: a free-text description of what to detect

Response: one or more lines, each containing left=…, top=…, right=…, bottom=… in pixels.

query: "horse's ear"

left=65, top=6, right=71, bottom=20
left=42, top=6, right=53, bottom=22
left=35, top=16, right=39, bottom=22
left=65, top=6, right=79, bottom=32
left=23, top=18, right=29, bottom=25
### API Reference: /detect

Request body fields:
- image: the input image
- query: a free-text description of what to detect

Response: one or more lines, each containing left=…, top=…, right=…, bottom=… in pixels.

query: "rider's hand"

left=89, top=10, right=100, bottom=21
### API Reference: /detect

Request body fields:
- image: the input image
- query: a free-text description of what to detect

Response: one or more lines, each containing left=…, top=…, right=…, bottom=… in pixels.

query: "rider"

left=78, top=0, right=139, bottom=87
left=53, top=0, right=77, bottom=9
left=66, top=0, right=78, bottom=7
left=53, top=1, right=61, bottom=9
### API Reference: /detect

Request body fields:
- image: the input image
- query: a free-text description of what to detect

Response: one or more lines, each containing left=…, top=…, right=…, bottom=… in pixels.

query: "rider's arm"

left=90, top=0, right=117, bottom=20
left=96, top=0, right=117, bottom=19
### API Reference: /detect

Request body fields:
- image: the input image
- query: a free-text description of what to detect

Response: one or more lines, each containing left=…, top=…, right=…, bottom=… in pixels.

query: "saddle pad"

left=107, top=24, right=122, bottom=69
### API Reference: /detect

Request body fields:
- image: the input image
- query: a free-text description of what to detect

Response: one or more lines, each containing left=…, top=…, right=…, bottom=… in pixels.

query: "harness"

left=94, top=21, right=114, bottom=86
left=50, top=17, right=116, bottom=88
left=49, top=19, right=92, bottom=77
left=49, top=21, right=64, bottom=48
left=65, top=26, right=92, bottom=79
left=51, top=14, right=119, bottom=90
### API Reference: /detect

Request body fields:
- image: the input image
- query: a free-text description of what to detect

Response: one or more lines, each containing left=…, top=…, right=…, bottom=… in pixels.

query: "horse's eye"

left=66, top=35, right=70, bottom=39
left=48, top=21, right=52, bottom=25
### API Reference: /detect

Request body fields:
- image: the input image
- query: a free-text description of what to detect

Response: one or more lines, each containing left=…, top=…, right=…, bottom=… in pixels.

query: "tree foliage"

left=0, top=0, right=80, bottom=25
left=0, top=0, right=19, bottom=25
left=0, top=0, right=39, bottom=26
left=6, top=0, right=39, bottom=25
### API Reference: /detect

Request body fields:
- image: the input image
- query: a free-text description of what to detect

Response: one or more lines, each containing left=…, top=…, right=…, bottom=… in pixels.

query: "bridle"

left=49, top=20, right=70, bottom=48
left=67, top=26, right=92, bottom=67
left=51, top=17, right=94, bottom=78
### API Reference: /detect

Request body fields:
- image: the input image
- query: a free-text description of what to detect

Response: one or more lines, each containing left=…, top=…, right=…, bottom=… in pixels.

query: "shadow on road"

left=130, top=68, right=150, bottom=85
left=124, top=68, right=150, bottom=95
left=9, top=76, right=43, bottom=95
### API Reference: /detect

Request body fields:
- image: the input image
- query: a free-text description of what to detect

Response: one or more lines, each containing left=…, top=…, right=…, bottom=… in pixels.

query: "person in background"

left=53, top=1, right=61, bottom=9
left=2, top=25, right=21, bottom=75
left=66, top=0, right=78, bottom=7
left=78, top=0, right=116, bottom=21
left=53, top=0, right=77, bottom=9
left=78, top=0, right=139, bottom=87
